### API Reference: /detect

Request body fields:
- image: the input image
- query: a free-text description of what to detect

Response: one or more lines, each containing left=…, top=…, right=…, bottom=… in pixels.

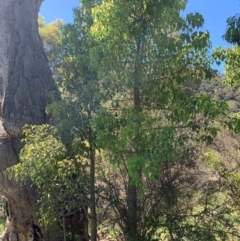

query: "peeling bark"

left=0, top=1, right=60, bottom=240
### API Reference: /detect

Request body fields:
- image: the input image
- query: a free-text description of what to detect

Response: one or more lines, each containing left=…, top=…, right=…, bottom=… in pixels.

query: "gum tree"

left=0, top=1, right=59, bottom=240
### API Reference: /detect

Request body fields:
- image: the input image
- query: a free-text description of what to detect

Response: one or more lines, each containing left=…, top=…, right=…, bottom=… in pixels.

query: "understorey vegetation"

left=7, top=1, right=240, bottom=240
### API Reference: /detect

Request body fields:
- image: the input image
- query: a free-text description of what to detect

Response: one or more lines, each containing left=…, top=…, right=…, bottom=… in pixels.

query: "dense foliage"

left=8, top=1, right=240, bottom=241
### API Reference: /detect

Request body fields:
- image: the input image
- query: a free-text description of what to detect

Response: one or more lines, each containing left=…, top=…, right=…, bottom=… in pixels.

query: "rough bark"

left=0, top=1, right=60, bottom=240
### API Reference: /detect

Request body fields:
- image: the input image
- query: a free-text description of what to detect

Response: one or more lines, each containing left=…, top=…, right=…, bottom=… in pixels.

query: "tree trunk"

left=89, top=146, right=97, bottom=241
left=127, top=178, right=138, bottom=240
left=0, top=1, right=60, bottom=240
left=126, top=38, right=142, bottom=240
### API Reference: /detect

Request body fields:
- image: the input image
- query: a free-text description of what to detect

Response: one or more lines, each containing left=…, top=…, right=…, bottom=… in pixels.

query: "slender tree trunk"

left=127, top=177, right=138, bottom=239
left=0, top=1, right=60, bottom=240
left=89, top=127, right=97, bottom=241
left=126, top=84, right=140, bottom=239
left=61, top=205, right=66, bottom=241
left=126, top=39, right=142, bottom=240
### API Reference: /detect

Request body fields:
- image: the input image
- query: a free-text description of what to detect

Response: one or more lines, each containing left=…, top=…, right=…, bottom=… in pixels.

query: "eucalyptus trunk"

left=0, top=1, right=59, bottom=240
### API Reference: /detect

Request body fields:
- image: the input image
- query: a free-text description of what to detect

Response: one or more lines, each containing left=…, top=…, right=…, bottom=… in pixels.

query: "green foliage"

left=0, top=197, right=6, bottom=234
left=8, top=1, right=240, bottom=240
left=203, top=131, right=240, bottom=239
left=223, top=13, right=240, bottom=46
left=10, top=125, right=66, bottom=184
left=45, top=3, right=104, bottom=239
left=213, top=46, right=240, bottom=86
left=212, top=9, right=240, bottom=87
left=38, top=16, right=63, bottom=75
left=46, top=3, right=105, bottom=151
left=90, top=0, right=227, bottom=187
left=87, top=0, right=232, bottom=239
left=8, top=125, right=89, bottom=227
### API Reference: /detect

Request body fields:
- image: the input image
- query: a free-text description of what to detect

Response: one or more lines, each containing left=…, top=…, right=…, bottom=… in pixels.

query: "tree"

left=9, top=124, right=89, bottom=241
left=38, top=16, right=64, bottom=79
left=13, top=2, right=104, bottom=241
left=214, top=8, right=240, bottom=86
left=90, top=0, right=228, bottom=240
left=223, top=13, right=240, bottom=46
left=0, top=1, right=59, bottom=240
left=5, top=1, right=236, bottom=241
left=48, top=4, right=105, bottom=240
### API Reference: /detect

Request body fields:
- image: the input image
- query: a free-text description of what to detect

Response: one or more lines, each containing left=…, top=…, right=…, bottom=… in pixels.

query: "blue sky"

left=184, top=1, right=240, bottom=49
left=40, top=0, right=80, bottom=24
left=40, top=0, right=240, bottom=48
left=40, top=0, right=240, bottom=72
